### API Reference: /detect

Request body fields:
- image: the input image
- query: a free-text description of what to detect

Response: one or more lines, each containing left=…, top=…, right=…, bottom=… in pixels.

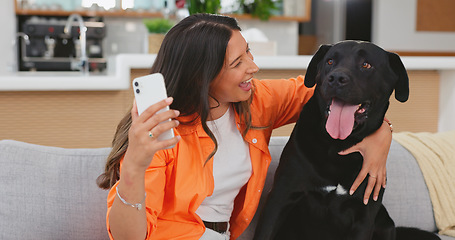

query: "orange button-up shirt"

left=106, top=76, right=314, bottom=239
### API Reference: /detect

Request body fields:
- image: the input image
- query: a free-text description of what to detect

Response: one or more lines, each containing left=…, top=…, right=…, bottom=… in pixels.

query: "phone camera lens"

left=136, top=89, right=140, bottom=94
left=134, top=82, right=139, bottom=87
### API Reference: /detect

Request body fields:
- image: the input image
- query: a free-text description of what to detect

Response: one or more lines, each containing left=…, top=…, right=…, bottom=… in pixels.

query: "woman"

left=97, top=13, right=390, bottom=240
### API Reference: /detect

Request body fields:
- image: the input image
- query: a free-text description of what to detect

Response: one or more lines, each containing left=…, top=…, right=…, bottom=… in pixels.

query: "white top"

left=195, top=107, right=253, bottom=222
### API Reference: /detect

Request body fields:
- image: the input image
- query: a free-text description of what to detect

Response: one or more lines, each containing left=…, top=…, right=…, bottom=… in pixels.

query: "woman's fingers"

left=130, top=96, right=179, bottom=137
left=150, top=133, right=181, bottom=150
left=349, top=167, right=367, bottom=196
left=137, top=97, right=174, bottom=122
left=144, top=109, right=180, bottom=131
left=131, top=99, right=139, bottom=121
left=363, top=175, right=375, bottom=205
left=363, top=171, right=385, bottom=205
left=150, top=119, right=179, bottom=138
left=129, top=97, right=180, bottom=147
left=349, top=157, right=388, bottom=205
left=372, top=175, right=383, bottom=201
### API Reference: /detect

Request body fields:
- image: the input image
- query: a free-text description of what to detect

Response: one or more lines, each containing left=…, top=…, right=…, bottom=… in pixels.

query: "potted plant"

left=240, top=0, right=279, bottom=21
left=188, top=0, right=221, bottom=15
left=143, top=18, right=174, bottom=54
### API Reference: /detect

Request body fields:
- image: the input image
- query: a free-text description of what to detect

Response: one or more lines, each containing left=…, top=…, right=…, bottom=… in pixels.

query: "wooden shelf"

left=16, top=10, right=310, bottom=23
left=16, top=9, right=310, bottom=22
left=15, top=8, right=163, bottom=18
left=14, top=0, right=311, bottom=21
left=226, top=13, right=310, bottom=23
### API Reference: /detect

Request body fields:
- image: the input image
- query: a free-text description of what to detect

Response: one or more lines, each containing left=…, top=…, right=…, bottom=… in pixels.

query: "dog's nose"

left=328, top=72, right=350, bottom=87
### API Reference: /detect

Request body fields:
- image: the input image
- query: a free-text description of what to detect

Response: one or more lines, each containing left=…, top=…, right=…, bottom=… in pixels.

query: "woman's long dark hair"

left=97, top=14, right=254, bottom=189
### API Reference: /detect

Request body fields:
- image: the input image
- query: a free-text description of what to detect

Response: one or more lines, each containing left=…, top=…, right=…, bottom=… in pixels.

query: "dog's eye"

left=362, top=62, right=372, bottom=69
left=327, top=59, right=334, bottom=65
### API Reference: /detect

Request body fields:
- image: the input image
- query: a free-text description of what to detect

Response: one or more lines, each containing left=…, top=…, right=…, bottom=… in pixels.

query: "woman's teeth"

left=242, top=78, right=252, bottom=84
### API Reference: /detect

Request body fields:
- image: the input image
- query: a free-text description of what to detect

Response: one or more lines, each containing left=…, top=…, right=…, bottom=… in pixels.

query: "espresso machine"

left=17, top=15, right=107, bottom=72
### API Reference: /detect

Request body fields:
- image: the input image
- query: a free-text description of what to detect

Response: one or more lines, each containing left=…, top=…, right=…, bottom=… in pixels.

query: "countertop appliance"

left=17, top=16, right=107, bottom=72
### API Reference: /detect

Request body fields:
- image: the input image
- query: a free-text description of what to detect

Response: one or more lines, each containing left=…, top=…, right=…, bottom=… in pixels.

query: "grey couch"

left=0, top=137, right=452, bottom=240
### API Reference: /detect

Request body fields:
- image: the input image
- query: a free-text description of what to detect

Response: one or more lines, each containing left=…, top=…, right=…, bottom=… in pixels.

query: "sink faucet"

left=15, top=32, right=30, bottom=72
left=64, top=14, right=88, bottom=74
left=17, top=32, right=30, bottom=45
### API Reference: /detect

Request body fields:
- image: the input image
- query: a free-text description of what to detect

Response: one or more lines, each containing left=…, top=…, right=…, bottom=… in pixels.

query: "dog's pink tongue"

left=326, top=99, right=358, bottom=140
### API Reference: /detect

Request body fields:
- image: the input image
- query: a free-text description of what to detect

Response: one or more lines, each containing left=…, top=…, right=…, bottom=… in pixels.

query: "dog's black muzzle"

left=327, top=71, right=350, bottom=88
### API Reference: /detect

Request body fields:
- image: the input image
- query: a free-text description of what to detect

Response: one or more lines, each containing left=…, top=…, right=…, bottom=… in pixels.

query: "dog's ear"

left=304, top=44, right=332, bottom=88
left=387, top=52, right=409, bottom=102
left=388, top=52, right=409, bottom=102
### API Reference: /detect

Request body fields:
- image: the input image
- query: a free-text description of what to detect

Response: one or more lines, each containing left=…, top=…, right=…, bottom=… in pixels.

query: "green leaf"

left=143, top=18, right=174, bottom=34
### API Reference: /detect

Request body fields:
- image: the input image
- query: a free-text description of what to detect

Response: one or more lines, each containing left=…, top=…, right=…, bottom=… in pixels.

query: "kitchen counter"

left=0, top=55, right=127, bottom=91
left=1, top=54, right=455, bottom=91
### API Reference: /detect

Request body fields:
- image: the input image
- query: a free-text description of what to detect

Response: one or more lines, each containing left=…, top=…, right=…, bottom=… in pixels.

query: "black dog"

left=253, top=41, right=440, bottom=240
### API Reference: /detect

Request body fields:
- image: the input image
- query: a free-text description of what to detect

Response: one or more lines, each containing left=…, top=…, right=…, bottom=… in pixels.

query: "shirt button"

left=252, top=138, right=257, bottom=143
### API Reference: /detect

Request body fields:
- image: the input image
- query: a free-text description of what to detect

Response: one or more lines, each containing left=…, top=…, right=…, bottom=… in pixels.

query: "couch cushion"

left=0, top=140, right=110, bottom=240
left=383, top=140, right=438, bottom=232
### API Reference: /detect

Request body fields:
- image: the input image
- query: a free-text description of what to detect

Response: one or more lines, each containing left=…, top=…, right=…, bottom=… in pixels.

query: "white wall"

left=0, top=1, right=17, bottom=74
left=238, top=19, right=299, bottom=55
left=104, top=17, right=149, bottom=56
left=372, top=0, right=455, bottom=52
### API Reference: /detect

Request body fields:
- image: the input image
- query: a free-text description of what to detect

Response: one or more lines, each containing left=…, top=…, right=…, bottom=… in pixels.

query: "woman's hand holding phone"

left=124, top=73, right=181, bottom=172
left=125, top=97, right=180, bottom=172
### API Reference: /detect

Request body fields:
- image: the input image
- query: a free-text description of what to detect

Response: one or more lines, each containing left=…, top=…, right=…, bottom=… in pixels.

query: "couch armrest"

left=0, top=140, right=111, bottom=240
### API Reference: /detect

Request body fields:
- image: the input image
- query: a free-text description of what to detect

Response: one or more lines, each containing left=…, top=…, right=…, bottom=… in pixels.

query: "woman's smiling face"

left=209, top=30, right=259, bottom=110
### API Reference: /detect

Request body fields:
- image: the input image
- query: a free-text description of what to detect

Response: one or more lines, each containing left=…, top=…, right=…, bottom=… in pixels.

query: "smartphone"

left=132, top=73, right=175, bottom=147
